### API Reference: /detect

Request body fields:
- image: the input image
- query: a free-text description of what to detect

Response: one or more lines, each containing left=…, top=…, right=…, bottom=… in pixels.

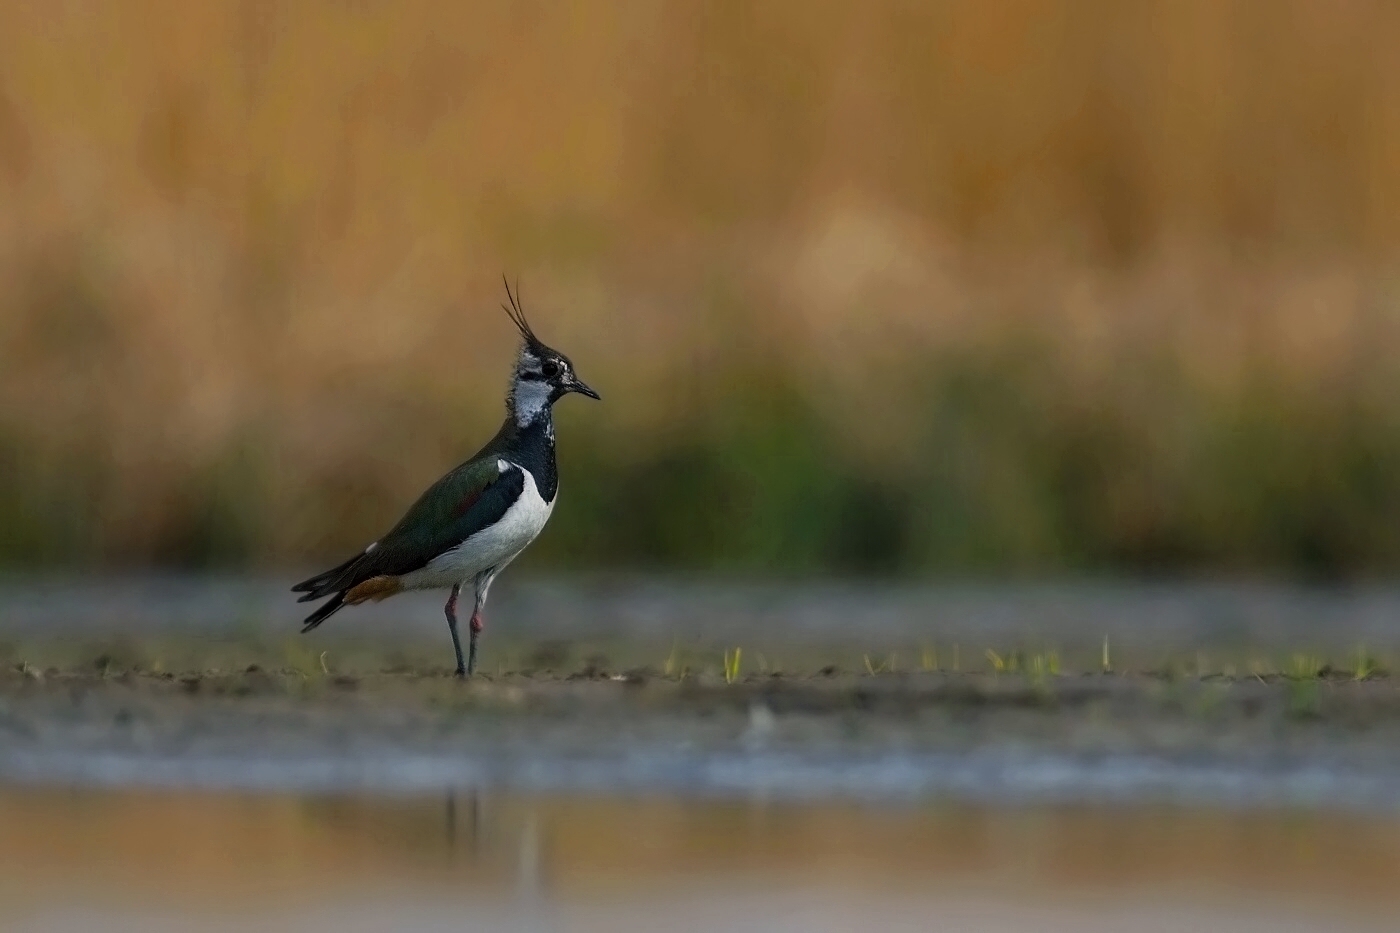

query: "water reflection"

left=2, top=787, right=1396, bottom=931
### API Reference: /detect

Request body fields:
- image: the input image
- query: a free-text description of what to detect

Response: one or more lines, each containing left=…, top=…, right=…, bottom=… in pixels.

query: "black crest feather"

left=501, top=275, right=538, bottom=344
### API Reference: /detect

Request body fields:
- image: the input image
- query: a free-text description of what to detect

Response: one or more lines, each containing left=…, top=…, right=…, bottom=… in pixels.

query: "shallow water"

left=8, top=718, right=1400, bottom=810
left=3, top=787, right=1396, bottom=932
left=8, top=573, right=1400, bottom=655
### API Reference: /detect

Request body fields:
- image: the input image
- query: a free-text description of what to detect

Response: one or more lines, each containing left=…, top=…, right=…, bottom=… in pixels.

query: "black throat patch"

left=502, top=414, right=559, bottom=503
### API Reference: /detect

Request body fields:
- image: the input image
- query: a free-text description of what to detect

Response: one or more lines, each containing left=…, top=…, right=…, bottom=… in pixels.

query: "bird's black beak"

left=567, top=375, right=601, bottom=400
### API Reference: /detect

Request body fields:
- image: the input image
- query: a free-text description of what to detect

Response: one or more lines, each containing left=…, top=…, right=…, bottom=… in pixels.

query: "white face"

left=509, top=347, right=561, bottom=425
left=510, top=376, right=552, bottom=425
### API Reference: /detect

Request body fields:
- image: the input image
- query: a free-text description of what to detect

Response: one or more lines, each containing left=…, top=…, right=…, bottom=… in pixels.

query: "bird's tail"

left=292, top=553, right=361, bottom=602
left=301, top=591, right=347, bottom=632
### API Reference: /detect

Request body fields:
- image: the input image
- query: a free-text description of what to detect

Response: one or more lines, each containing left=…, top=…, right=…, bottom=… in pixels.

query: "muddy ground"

left=3, top=634, right=1400, bottom=792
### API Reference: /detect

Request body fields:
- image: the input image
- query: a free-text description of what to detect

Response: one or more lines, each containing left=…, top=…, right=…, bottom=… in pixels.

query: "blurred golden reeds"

left=2, top=0, right=1400, bottom=574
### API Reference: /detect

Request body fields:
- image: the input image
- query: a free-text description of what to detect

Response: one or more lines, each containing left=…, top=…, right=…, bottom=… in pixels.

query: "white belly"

left=401, top=464, right=555, bottom=590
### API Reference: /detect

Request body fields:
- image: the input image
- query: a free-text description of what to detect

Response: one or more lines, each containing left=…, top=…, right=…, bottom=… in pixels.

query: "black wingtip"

left=301, top=592, right=347, bottom=632
left=292, top=553, right=361, bottom=597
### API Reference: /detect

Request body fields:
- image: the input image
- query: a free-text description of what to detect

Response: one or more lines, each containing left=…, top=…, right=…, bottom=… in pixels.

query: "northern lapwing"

left=292, top=280, right=599, bottom=677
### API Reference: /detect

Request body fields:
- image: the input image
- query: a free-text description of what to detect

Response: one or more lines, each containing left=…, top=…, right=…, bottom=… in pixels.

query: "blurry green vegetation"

left=8, top=335, right=1400, bottom=578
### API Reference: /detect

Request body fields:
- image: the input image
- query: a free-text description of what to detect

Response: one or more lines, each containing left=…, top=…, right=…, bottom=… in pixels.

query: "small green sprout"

left=1101, top=635, right=1112, bottom=674
left=280, top=639, right=324, bottom=679
left=1351, top=646, right=1379, bottom=681
left=1286, top=653, right=1323, bottom=681
left=1028, top=653, right=1047, bottom=684
left=723, top=648, right=742, bottom=685
left=921, top=644, right=938, bottom=672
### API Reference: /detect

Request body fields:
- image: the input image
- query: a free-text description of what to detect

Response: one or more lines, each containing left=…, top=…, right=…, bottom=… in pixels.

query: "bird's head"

left=502, top=279, right=599, bottom=424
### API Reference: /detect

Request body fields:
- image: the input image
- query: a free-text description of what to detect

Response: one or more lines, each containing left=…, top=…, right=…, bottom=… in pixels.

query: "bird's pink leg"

left=466, top=607, right=483, bottom=676
left=444, top=584, right=466, bottom=677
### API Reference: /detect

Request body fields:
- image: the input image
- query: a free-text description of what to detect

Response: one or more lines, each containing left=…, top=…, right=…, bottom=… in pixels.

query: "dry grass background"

left=2, top=0, right=1400, bottom=575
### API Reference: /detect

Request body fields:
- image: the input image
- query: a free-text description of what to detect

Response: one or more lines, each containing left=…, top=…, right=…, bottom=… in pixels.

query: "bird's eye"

left=541, top=360, right=560, bottom=378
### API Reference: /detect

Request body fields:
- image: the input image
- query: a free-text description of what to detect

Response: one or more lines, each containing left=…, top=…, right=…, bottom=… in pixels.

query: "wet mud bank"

left=3, top=652, right=1400, bottom=807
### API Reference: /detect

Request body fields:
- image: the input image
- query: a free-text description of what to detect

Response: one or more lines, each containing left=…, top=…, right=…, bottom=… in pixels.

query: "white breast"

left=401, top=461, right=555, bottom=590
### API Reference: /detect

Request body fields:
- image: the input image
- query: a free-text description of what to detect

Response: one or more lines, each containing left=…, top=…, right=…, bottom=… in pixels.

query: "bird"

left=291, top=279, right=600, bottom=677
